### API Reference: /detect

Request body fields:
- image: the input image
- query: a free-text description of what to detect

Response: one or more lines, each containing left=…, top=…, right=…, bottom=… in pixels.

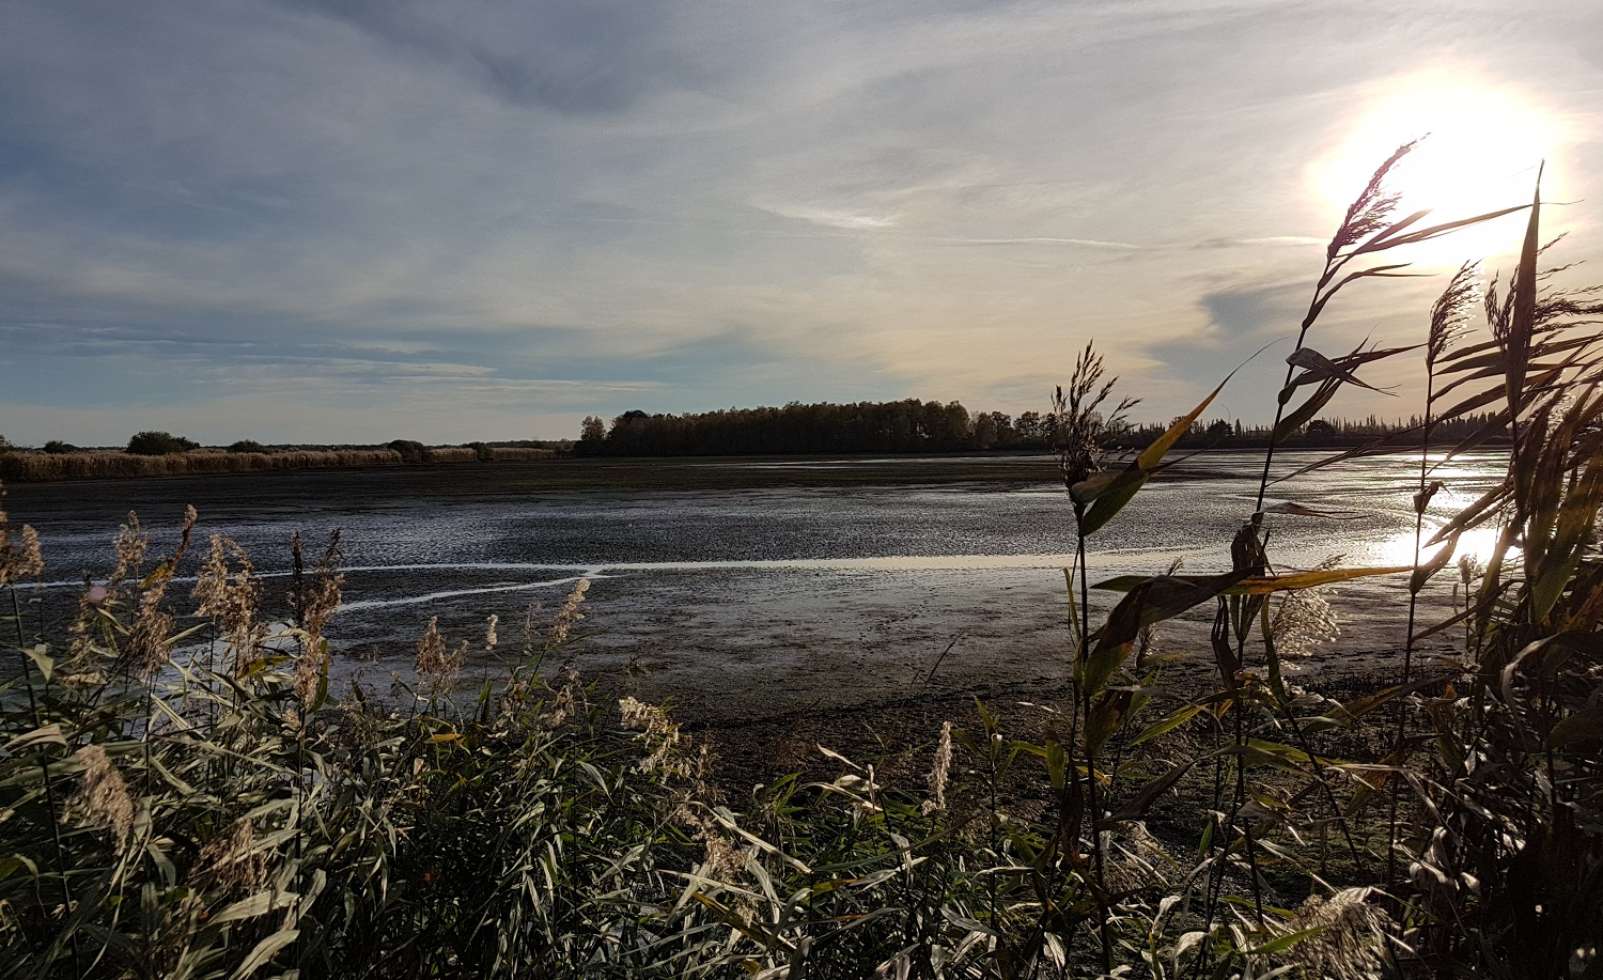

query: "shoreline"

left=0, top=438, right=1506, bottom=484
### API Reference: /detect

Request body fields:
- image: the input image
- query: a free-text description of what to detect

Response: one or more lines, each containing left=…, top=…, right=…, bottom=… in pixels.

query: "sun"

left=1308, top=72, right=1569, bottom=263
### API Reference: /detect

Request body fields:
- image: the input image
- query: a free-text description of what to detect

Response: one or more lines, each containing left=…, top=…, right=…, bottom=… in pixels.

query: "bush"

left=126, top=430, right=197, bottom=455
left=227, top=439, right=266, bottom=453
left=41, top=440, right=78, bottom=454
left=387, top=438, right=426, bottom=464
left=470, top=441, right=494, bottom=463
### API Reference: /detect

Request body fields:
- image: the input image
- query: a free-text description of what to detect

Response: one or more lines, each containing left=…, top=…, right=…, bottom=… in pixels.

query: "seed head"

left=192, top=818, right=269, bottom=893
left=1427, top=261, right=1480, bottom=367
left=1281, top=887, right=1394, bottom=980
left=69, top=745, right=135, bottom=847
left=0, top=485, right=45, bottom=584
left=1270, top=588, right=1340, bottom=658
left=1328, top=140, right=1415, bottom=259
left=619, top=696, right=689, bottom=778
left=292, top=534, right=343, bottom=705
left=1052, top=342, right=1138, bottom=492
left=415, top=617, right=463, bottom=691
left=548, top=579, right=590, bottom=647
left=111, top=512, right=147, bottom=587
left=921, top=721, right=954, bottom=816
left=193, top=534, right=264, bottom=667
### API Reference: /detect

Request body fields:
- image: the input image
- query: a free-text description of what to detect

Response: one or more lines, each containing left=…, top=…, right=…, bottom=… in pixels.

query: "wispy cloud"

left=757, top=203, right=900, bottom=230
left=939, top=236, right=1142, bottom=250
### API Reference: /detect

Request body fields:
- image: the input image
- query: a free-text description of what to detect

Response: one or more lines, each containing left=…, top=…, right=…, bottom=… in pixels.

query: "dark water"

left=7, top=451, right=1504, bottom=715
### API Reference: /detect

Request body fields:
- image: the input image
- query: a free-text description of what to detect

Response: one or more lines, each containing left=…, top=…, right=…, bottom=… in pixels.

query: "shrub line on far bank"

left=0, top=445, right=555, bottom=482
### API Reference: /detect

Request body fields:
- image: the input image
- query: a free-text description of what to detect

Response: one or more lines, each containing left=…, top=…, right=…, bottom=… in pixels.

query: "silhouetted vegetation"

left=386, top=438, right=428, bottom=464
left=126, top=430, right=198, bottom=455
left=41, top=440, right=78, bottom=454
left=0, top=441, right=561, bottom=482
left=578, top=397, right=1510, bottom=457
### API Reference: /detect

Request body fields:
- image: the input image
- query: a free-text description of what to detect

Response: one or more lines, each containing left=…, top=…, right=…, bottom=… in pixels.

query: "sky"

left=2, top=0, right=1601, bottom=445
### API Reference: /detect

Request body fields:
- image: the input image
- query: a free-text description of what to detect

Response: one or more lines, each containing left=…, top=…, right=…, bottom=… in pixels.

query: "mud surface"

left=10, top=450, right=1494, bottom=775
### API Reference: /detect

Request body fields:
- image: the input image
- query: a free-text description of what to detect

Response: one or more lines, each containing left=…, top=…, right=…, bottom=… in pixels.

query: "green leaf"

left=212, top=889, right=299, bottom=925
left=1248, top=924, right=1329, bottom=955
left=1070, top=351, right=1260, bottom=535
left=1235, top=565, right=1412, bottom=594
left=1101, top=760, right=1195, bottom=825
left=1284, top=346, right=1399, bottom=396
left=1131, top=704, right=1204, bottom=746
left=231, top=929, right=300, bottom=979
left=1303, top=675, right=1447, bottom=734
left=1043, top=738, right=1066, bottom=791
left=1084, top=690, right=1133, bottom=758
left=4, top=723, right=66, bottom=753
left=1505, top=169, right=1543, bottom=414
left=1083, top=570, right=1249, bottom=696
left=1095, top=565, right=1410, bottom=597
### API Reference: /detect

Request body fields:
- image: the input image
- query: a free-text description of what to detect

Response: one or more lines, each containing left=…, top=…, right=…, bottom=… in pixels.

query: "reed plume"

left=1051, top=341, right=1138, bottom=489
left=292, top=531, right=343, bottom=705
left=548, top=579, right=590, bottom=647
left=67, top=745, right=134, bottom=848
left=1281, top=887, right=1395, bottom=980
left=921, top=720, right=953, bottom=816
left=193, top=533, right=264, bottom=667
left=0, top=485, right=44, bottom=585
left=415, top=616, right=464, bottom=692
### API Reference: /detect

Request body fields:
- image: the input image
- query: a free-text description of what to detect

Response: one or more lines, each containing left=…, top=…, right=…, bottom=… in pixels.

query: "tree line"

left=574, top=402, right=1509, bottom=457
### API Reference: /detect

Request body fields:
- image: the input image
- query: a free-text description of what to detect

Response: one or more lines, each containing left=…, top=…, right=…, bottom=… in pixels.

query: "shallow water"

left=10, top=450, right=1505, bottom=716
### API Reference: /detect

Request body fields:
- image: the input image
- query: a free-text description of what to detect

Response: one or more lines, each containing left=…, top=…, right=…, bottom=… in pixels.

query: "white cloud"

left=756, top=203, right=899, bottom=230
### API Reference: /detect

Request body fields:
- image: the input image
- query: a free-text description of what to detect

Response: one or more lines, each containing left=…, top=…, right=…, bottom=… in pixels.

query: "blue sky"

left=2, top=0, right=1600, bottom=444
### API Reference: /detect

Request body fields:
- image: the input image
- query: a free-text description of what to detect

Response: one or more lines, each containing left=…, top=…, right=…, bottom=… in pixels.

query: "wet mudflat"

left=10, top=450, right=1499, bottom=740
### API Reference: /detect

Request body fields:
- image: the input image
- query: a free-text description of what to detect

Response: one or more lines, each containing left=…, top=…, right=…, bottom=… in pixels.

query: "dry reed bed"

left=0, top=445, right=554, bottom=482
left=422, top=446, right=477, bottom=464
left=489, top=446, right=555, bottom=462
left=0, top=449, right=405, bottom=481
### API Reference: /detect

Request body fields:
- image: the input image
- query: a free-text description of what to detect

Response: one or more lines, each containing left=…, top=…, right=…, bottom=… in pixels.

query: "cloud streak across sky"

left=1, top=0, right=1600, bottom=443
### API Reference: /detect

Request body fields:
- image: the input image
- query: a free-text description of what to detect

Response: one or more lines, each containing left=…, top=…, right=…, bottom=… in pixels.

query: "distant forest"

left=575, top=401, right=1506, bottom=457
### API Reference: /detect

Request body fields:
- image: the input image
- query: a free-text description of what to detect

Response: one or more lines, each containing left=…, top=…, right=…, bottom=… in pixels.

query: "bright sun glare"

left=1309, top=74, right=1568, bottom=263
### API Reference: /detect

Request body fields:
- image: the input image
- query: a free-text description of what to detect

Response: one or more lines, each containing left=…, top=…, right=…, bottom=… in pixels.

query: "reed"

left=488, top=446, right=556, bottom=462
left=0, top=444, right=557, bottom=482
left=0, top=449, right=406, bottom=482
left=420, top=446, right=477, bottom=465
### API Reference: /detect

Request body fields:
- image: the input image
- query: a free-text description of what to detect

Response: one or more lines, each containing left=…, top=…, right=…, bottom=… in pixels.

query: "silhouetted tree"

left=387, top=439, right=426, bottom=464
left=580, top=416, right=607, bottom=444
left=127, top=431, right=197, bottom=456
left=573, top=402, right=1509, bottom=457
left=1306, top=418, right=1337, bottom=443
